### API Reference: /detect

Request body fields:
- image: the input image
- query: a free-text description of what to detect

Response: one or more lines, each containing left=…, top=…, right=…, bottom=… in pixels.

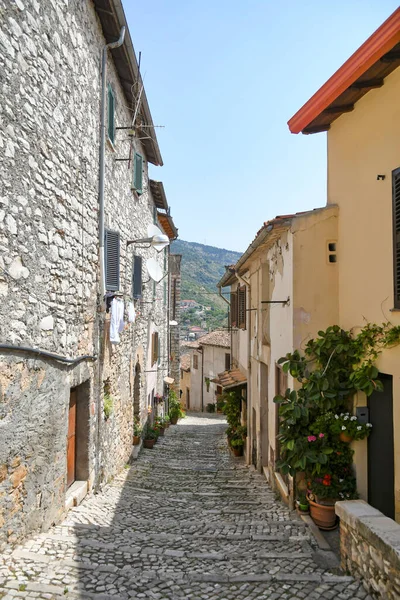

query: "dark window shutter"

left=230, top=291, right=238, bottom=328
left=152, top=331, right=159, bottom=365
left=132, top=153, right=143, bottom=194
left=393, top=168, right=400, bottom=308
left=238, top=286, right=247, bottom=330
left=193, top=354, right=198, bottom=369
left=225, top=353, right=230, bottom=371
left=107, top=85, right=115, bottom=144
left=132, top=256, right=142, bottom=299
left=105, top=229, right=120, bottom=291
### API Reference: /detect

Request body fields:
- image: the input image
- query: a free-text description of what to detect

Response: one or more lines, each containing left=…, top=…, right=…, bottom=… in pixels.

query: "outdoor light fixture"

left=126, top=225, right=170, bottom=252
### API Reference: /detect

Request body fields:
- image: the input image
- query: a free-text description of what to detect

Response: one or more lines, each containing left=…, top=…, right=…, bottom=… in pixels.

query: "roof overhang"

left=158, top=213, right=178, bottom=241
left=212, top=368, right=247, bottom=390
left=93, top=0, right=163, bottom=165
left=150, top=180, right=168, bottom=211
left=217, top=266, right=237, bottom=288
left=288, top=8, right=400, bottom=134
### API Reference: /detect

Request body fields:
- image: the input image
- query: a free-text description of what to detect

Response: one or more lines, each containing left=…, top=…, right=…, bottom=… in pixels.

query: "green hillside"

left=171, top=239, right=242, bottom=330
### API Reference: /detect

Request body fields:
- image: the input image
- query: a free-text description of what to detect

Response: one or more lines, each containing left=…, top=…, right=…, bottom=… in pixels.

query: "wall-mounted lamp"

left=377, top=174, right=386, bottom=181
left=126, top=225, right=169, bottom=252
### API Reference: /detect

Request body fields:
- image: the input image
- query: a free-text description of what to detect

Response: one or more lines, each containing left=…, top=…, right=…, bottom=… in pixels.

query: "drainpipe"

left=218, top=285, right=231, bottom=368
left=99, top=26, right=126, bottom=298
left=96, top=26, right=125, bottom=490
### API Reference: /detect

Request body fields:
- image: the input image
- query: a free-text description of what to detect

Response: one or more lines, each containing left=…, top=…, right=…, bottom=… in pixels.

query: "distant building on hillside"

left=181, top=299, right=199, bottom=311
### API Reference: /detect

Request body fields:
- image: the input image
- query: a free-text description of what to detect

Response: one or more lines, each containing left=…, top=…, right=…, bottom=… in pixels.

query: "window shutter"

left=132, top=153, right=143, bottom=194
left=152, top=331, right=159, bottom=365
left=238, top=285, right=247, bottom=330
left=104, top=229, right=120, bottom=291
left=107, top=85, right=115, bottom=144
left=225, top=353, right=230, bottom=371
left=132, top=256, right=142, bottom=299
left=193, top=354, right=198, bottom=369
left=393, top=168, right=400, bottom=308
left=230, top=291, right=238, bottom=328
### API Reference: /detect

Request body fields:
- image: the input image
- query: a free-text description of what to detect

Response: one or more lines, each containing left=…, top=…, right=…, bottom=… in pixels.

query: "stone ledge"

left=336, top=500, right=400, bottom=570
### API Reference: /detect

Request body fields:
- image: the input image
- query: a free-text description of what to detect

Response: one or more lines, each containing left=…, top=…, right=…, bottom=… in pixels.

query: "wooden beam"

left=381, top=50, right=400, bottom=62
left=350, top=78, right=384, bottom=89
left=323, top=104, right=354, bottom=114
left=302, top=124, right=330, bottom=134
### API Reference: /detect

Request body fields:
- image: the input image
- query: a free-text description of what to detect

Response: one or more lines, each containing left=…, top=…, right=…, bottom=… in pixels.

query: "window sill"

left=389, top=308, right=400, bottom=312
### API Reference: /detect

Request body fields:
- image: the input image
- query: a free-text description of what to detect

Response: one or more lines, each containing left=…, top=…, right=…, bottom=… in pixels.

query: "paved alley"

left=0, top=415, right=372, bottom=600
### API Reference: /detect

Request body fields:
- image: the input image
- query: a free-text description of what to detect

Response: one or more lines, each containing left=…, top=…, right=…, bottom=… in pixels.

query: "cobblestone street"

left=0, top=415, right=373, bottom=600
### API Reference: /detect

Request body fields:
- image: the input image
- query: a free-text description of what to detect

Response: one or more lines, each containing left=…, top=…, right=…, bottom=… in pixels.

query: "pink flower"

left=307, top=435, right=317, bottom=442
left=319, top=433, right=325, bottom=438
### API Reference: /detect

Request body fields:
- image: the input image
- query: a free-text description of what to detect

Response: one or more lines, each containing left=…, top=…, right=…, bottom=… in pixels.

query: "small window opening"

left=329, top=254, right=337, bottom=263
left=327, top=240, right=337, bottom=264
left=328, top=242, right=336, bottom=252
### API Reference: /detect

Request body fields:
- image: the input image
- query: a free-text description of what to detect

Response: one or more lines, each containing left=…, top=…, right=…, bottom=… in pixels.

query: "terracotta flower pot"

left=158, top=427, right=165, bottom=436
left=232, top=446, right=243, bottom=457
left=143, top=439, right=155, bottom=449
left=339, top=432, right=353, bottom=443
left=133, top=435, right=141, bottom=446
left=170, top=416, right=178, bottom=425
left=307, top=496, right=337, bottom=529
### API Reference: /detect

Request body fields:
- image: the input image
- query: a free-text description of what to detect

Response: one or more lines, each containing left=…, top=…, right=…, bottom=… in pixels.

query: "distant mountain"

left=171, top=239, right=242, bottom=331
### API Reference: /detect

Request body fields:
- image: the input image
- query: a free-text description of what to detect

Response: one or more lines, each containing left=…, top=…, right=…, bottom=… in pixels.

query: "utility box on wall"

left=356, top=406, right=369, bottom=424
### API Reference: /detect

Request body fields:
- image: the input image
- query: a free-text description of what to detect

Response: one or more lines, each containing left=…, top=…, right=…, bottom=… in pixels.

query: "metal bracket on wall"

left=261, top=297, right=290, bottom=306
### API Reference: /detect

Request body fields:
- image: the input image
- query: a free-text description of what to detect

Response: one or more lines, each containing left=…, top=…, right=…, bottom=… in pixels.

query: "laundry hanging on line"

left=110, top=298, right=125, bottom=343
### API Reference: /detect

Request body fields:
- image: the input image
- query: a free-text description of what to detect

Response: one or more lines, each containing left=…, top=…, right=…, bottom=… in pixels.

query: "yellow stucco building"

left=289, top=7, right=400, bottom=520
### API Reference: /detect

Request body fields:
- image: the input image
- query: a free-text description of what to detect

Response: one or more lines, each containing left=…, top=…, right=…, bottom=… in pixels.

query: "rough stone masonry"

left=0, top=0, right=171, bottom=549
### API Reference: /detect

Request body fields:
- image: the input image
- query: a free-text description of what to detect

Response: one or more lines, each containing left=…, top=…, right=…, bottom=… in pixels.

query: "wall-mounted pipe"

left=0, top=344, right=97, bottom=365
left=99, top=26, right=126, bottom=299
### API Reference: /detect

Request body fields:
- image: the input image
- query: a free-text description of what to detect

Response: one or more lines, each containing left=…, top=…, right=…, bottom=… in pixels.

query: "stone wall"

left=336, top=500, right=400, bottom=599
left=0, top=0, right=168, bottom=548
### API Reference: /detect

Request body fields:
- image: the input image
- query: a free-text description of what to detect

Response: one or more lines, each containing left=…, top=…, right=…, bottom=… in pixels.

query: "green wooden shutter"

left=105, top=229, right=120, bottom=291
left=132, top=256, right=142, bottom=299
left=107, top=85, right=115, bottom=145
left=393, top=168, right=400, bottom=308
left=132, top=153, right=143, bottom=194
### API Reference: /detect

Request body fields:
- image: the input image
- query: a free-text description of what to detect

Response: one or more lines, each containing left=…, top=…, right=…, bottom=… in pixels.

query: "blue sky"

left=124, top=1, right=399, bottom=252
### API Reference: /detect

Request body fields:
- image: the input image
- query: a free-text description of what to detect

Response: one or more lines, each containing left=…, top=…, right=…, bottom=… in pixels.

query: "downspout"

left=96, top=26, right=125, bottom=490
left=99, top=26, right=126, bottom=298
left=218, top=284, right=232, bottom=370
left=200, top=347, right=204, bottom=412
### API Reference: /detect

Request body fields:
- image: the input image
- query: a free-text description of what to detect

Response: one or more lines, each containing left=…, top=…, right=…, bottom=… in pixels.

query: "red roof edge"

left=288, top=8, right=400, bottom=134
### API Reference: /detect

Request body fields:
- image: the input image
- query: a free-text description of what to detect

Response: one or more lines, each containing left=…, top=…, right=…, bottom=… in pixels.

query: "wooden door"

left=187, top=388, right=190, bottom=409
left=67, top=390, right=77, bottom=488
left=368, top=374, right=395, bottom=519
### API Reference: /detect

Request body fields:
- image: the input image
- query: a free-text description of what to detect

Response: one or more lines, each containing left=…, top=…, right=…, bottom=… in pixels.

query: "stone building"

left=0, top=0, right=177, bottom=549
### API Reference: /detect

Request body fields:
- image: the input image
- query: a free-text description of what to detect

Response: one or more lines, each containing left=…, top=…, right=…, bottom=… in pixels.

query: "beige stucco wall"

left=292, top=205, right=339, bottom=349
left=327, top=65, right=400, bottom=520
left=202, top=344, right=230, bottom=409
left=180, top=369, right=191, bottom=410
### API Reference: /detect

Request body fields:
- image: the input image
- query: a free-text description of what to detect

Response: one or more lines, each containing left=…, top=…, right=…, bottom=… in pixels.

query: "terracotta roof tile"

left=180, top=354, right=191, bottom=371
left=213, top=368, right=247, bottom=389
left=198, top=330, right=230, bottom=348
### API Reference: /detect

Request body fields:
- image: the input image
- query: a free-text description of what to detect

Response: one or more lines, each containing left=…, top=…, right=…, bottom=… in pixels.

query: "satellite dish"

left=146, top=258, right=163, bottom=283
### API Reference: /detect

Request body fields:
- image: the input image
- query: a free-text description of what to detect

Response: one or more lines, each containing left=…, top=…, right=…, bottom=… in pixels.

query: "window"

left=132, top=256, right=142, bottom=299
left=132, top=152, right=143, bottom=195
left=225, top=353, right=230, bottom=371
left=193, top=354, right=198, bottom=369
left=151, top=332, right=159, bottom=365
left=393, top=168, right=400, bottom=308
left=230, top=291, right=238, bottom=328
left=104, top=229, right=120, bottom=291
left=327, top=241, right=337, bottom=264
left=238, top=285, right=247, bottom=330
left=107, top=84, right=115, bottom=145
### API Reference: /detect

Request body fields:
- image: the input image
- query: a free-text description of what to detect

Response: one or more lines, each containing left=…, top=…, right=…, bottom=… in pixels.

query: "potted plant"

left=229, top=426, right=247, bottom=457
left=154, top=417, right=165, bottom=436
left=133, top=417, right=142, bottom=445
left=169, top=390, right=184, bottom=425
left=328, top=412, right=372, bottom=443
left=143, top=425, right=158, bottom=449
left=206, top=403, right=216, bottom=413
left=296, top=493, right=309, bottom=514
left=164, top=415, right=170, bottom=428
